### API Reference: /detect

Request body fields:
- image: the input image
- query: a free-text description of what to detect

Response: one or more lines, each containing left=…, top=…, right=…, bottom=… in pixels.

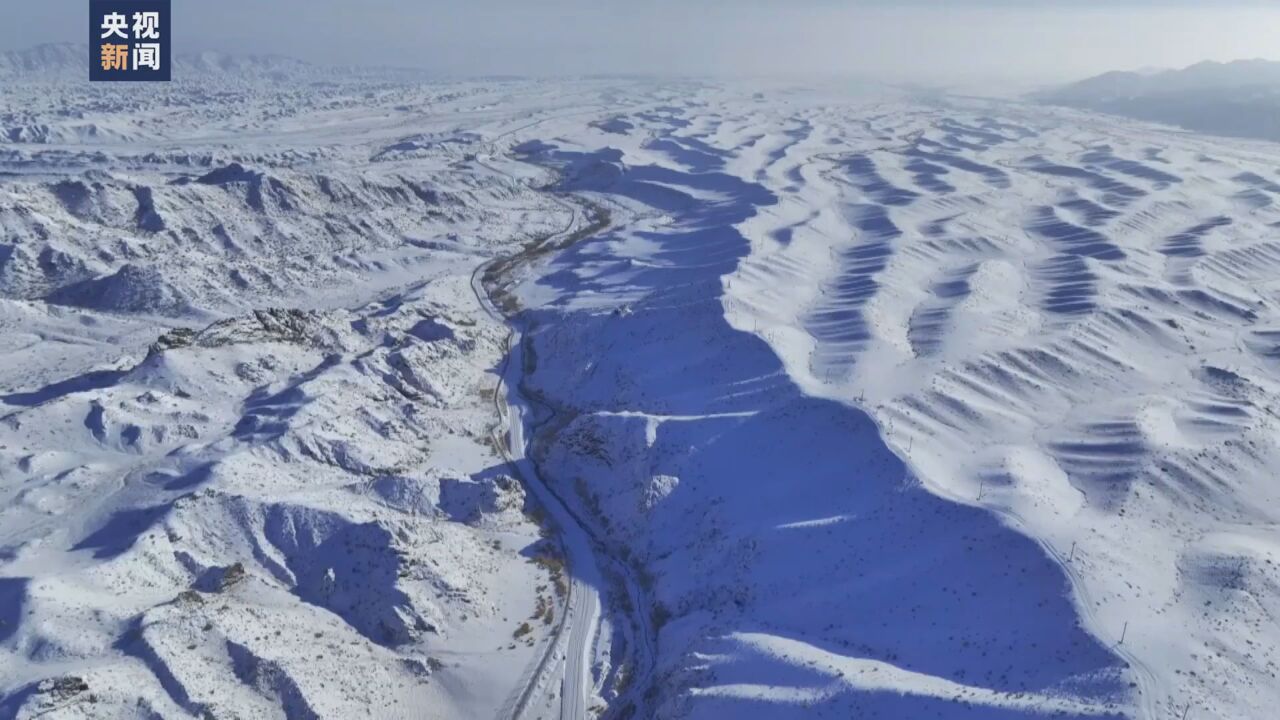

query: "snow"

left=0, top=57, right=1278, bottom=720
left=0, top=69, right=599, bottom=719
left=502, top=87, right=1280, bottom=719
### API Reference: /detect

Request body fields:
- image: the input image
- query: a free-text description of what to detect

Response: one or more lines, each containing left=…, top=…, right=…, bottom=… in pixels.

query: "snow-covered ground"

left=0, top=67, right=625, bottom=719
left=1, top=56, right=1278, bottom=720
left=500, top=88, right=1280, bottom=719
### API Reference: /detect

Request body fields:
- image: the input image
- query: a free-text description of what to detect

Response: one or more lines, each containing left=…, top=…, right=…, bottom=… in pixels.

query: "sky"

left=9, top=0, right=1280, bottom=83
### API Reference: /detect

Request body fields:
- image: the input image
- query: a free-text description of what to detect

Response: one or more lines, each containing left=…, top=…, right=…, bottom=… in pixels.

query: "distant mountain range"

left=0, top=42, right=84, bottom=76
left=1035, top=59, right=1280, bottom=143
left=0, top=42, right=415, bottom=82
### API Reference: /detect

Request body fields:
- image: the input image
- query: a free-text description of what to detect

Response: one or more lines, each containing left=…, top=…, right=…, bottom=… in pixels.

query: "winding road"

left=470, top=167, right=655, bottom=720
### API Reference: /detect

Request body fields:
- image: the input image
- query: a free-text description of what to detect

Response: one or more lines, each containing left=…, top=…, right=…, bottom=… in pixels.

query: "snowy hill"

left=0, top=68, right=582, bottom=720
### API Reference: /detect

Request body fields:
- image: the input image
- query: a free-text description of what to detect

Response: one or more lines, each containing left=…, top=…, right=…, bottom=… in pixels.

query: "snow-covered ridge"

left=0, top=43, right=84, bottom=76
left=0, top=43, right=466, bottom=146
left=0, top=157, right=519, bottom=316
left=0, top=42, right=409, bottom=82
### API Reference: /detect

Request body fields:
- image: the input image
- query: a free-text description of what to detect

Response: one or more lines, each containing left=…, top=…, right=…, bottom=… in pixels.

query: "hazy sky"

left=10, top=1, right=1280, bottom=83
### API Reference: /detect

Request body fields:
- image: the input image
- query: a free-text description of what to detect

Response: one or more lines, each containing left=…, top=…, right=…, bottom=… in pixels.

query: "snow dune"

left=723, top=95, right=1280, bottom=720
left=504, top=93, right=1151, bottom=718
left=487, top=86, right=1280, bottom=719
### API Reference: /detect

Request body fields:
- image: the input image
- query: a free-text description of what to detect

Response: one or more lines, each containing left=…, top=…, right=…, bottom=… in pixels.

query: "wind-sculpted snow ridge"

left=494, top=90, right=1280, bottom=720
left=504, top=105, right=1131, bottom=719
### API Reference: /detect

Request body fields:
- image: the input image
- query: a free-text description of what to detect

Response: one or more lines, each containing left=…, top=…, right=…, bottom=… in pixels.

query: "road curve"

left=473, top=147, right=659, bottom=720
left=472, top=240, right=609, bottom=720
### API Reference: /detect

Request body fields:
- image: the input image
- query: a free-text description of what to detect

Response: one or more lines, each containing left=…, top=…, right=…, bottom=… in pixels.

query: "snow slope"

left=498, top=85, right=1280, bottom=719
